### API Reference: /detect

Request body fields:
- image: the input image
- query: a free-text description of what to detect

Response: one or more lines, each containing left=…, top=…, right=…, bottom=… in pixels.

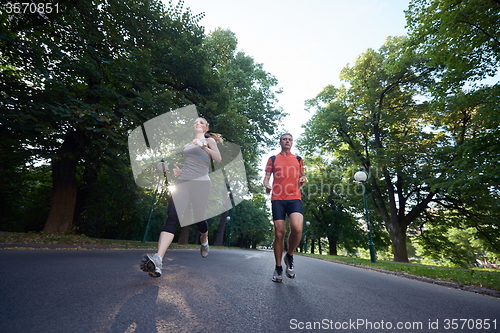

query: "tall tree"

left=1, top=0, right=216, bottom=232
left=301, top=37, right=438, bottom=262
left=301, top=156, right=366, bottom=255
left=406, top=0, right=500, bottom=92
left=415, top=87, right=500, bottom=261
left=228, top=196, right=272, bottom=248
left=406, top=0, right=500, bottom=261
left=203, top=28, right=285, bottom=192
left=1, top=1, right=285, bottom=236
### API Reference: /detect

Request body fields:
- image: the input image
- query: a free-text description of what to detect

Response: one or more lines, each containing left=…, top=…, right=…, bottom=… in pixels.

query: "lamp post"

left=226, top=215, right=232, bottom=247
left=303, top=221, right=310, bottom=253
left=354, top=168, right=376, bottom=263
left=142, top=160, right=168, bottom=243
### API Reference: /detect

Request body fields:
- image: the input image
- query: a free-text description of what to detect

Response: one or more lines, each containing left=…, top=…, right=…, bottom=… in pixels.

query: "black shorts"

left=271, top=199, right=303, bottom=221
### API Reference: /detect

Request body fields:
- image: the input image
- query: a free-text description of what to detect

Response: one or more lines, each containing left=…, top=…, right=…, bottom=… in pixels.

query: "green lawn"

left=301, top=253, right=500, bottom=293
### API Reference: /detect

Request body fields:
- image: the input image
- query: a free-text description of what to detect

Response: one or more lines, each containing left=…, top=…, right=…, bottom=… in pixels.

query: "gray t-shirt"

left=178, top=138, right=211, bottom=181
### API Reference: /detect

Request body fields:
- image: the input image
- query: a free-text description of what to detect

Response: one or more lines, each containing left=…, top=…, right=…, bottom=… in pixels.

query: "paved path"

left=0, top=248, right=498, bottom=332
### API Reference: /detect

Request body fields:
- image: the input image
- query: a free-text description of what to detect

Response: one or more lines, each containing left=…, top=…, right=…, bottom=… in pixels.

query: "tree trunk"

left=194, top=230, right=200, bottom=244
left=328, top=236, right=338, bottom=255
left=43, top=131, right=80, bottom=233
left=73, top=165, right=98, bottom=231
left=178, top=226, right=189, bottom=244
left=387, top=220, right=409, bottom=262
left=214, top=211, right=228, bottom=246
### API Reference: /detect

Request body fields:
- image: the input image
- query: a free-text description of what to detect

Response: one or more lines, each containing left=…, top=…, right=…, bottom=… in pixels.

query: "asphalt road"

left=0, top=248, right=498, bottom=333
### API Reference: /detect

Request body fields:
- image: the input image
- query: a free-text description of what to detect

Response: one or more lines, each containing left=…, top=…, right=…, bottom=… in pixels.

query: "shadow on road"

left=111, top=284, right=160, bottom=333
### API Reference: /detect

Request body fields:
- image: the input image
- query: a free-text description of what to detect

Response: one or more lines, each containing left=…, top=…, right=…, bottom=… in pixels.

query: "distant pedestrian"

left=141, top=117, right=222, bottom=277
left=263, top=133, right=306, bottom=282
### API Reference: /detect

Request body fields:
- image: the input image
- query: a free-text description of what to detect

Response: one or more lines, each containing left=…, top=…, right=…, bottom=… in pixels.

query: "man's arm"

left=263, top=171, right=272, bottom=193
left=299, top=160, right=306, bottom=186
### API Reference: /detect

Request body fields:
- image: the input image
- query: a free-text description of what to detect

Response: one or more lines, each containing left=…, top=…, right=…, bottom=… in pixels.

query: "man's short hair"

left=280, top=133, right=293, bottom=140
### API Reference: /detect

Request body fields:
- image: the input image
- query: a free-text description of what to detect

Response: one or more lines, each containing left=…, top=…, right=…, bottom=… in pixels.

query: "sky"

left=176, top=0, right=411, bottom=157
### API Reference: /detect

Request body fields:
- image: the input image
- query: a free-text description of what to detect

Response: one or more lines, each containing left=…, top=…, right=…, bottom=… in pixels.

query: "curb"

left=298, top=254, right=500, bottom=299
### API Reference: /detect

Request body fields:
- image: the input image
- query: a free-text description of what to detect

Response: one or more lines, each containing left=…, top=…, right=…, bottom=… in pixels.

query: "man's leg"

left=287, top=212, right=303, bottom=256
left=273, top=219, right=286, bottom=266
left=283, top=212, right=303, bottom=279
left=271, top=219, right=286, bottom=282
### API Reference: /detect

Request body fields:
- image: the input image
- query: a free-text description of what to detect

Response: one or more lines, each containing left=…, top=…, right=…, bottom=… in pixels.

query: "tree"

left=301, top=156, right=366, bottom=255
left=416, top=87, right=500, bottom=262
left=406, top=0, right=500, bottom=262
left=406, top=0, right=500, bottom=92
left=203, top=28, right=285, bottom=192
left=2, top=0, right=214, bottom=232
left=301, top=37, right=441, bottom=262
left=228, top=197, right=272, bottom=248
left=1, top=1, right=285, bottom=238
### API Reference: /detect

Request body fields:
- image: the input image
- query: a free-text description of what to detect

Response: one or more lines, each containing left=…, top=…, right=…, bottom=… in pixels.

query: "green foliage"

left=0, top=163, right=52, bottom=232
left=1, top=1, right=284, bottom=236
left=228, top=197, right=272, bottom=248
left=403, top=0, right=500, bottom=263
left=406, top=0, right=500, bottom=91
left=204, top=29, right=285, bottom=191
left=300, top=31, right=500, bottom=263
left=300, top=3, right=500, bottom=264
left=301, top=156, right=367, bottom=255
left=299, top=37, right=439, bottom=262
left=414, top=220, right=486, bottom=268
left=74, top=162, right=167, bottom=241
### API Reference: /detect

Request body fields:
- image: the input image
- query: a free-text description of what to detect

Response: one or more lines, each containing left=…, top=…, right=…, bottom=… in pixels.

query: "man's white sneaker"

left=284, top=253, right=295, bottom=279
left=272, top=268, right=283, bottom=283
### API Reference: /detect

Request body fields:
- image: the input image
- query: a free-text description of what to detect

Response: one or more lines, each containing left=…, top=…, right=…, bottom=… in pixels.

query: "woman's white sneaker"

left=140, top=254, right=162, bottom=277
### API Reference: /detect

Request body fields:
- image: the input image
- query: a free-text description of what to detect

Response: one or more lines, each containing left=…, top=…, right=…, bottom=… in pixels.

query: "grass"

left=301, top=253, right=500, bottom=293
left=0, top=232, right=155, bottom=248
left=0, top=231, right=227, bottom=250
left=1, top=232, right=499, bottom=293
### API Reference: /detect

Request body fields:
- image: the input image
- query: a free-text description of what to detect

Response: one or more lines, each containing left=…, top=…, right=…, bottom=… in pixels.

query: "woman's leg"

left=191, top=180, right=211, bottom=243
left=157, top=231, right=175, bottom=258
left=197, top=220, right=209, bottom=244
left=190, top=181, right=211, bottom=257
left=157, top=195, right=182, bottom=258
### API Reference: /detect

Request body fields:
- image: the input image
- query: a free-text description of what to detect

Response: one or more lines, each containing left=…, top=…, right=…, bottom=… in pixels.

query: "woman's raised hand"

left=173, top=164, right=181, bottom=177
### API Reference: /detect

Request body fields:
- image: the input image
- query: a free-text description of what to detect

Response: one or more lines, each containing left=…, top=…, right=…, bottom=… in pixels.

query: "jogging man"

left=263, top=133, right=306, bottom=283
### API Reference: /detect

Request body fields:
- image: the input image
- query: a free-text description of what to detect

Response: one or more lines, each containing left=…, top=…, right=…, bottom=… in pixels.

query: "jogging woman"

left=141, top=117, right=222, bottom=277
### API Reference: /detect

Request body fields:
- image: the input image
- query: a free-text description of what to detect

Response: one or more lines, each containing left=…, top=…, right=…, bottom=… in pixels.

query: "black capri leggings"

left=161, top=180, right=211, bottom=234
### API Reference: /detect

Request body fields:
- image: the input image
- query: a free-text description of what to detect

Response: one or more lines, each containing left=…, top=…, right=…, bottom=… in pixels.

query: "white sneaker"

left=272, top=268, right=283, bottom=283
left=140, top=254, right=162, bottom=277
left=284, top=253, right=295, bottom=279
left=200, top=237, right=209, bottom=258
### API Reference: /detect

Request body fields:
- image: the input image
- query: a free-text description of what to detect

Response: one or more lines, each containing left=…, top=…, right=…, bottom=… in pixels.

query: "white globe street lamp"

left=354, top=168, right=376, bottom=263
left=303, top=221, right=311, bottom=253
left=354, top=169, right=368, bottom=182
left=156, top=160, right=169, bottom=175
left=226, top=215, right=232, bottom=247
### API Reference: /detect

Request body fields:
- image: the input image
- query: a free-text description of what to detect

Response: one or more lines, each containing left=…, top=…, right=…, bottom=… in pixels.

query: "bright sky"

left=178, top=0, right=411, bottom=158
